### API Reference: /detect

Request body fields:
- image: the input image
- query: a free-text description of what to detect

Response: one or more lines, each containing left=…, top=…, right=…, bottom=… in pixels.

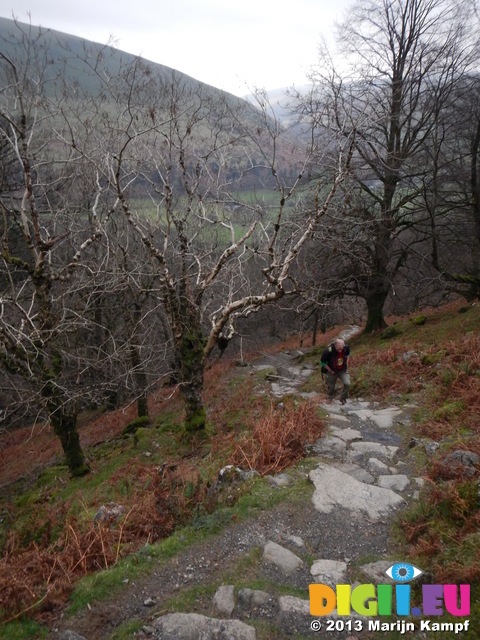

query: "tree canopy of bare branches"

left=301, top=0, right=480, bottom=330
left=0, top=18, right=353, bottom=469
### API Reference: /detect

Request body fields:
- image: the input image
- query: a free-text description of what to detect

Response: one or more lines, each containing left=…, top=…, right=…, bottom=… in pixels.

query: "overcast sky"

left=0, top=0, right=350, bottom=96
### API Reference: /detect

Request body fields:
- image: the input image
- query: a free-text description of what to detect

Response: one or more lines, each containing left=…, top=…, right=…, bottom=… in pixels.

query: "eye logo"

left=385, top=563, right=423, bottom=583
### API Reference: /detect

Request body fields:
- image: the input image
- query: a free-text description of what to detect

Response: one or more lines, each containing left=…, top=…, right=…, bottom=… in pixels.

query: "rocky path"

left=54, top=339, right=423, bottom=640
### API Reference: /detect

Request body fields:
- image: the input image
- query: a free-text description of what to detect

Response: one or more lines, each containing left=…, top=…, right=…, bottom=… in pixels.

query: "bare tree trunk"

left=130, top=345, right=149, bottom=419
left=129, top=305, right=150, bottom=420
left=471, top=118, right=480, bottom=247
left=312, top=308, right=319, bottom=347
left=363, top=231, right=392, bottom=332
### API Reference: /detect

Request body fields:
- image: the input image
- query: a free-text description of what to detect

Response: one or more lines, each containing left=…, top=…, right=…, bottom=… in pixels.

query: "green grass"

left=5, top=438, right=161, bottom=549
left=64, top=466, right=313, bottom=618
left=65, top=523, right=218, bottom=616
left=0, top=619, right=49, bottom=640
left=107, top=620, right=145, bottom=640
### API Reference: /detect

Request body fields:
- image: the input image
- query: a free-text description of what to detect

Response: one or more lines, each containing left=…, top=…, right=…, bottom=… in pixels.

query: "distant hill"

left=0, top=16, right=255, bottom=113
left=244, top=86, right=311, bottom=126
left=0, top=17, right=305, bottom=187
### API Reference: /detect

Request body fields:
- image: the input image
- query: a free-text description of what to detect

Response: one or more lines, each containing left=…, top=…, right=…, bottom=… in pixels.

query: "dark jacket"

left=321, top=343, right=350, bottom=373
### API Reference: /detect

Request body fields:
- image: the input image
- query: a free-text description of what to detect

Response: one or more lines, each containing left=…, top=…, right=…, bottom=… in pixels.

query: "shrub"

left=381, top=325, right=402, bottom=340
left=229, top=399, right=325, bottom=475
left=411, top=315, right=427, bottom=326
left=122, top=416, right=150, bottom=435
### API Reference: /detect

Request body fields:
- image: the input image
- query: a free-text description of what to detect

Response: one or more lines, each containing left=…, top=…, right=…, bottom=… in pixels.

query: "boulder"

left=213, top=585, right=235, bottom=616
left=263, top=541, right=304, bottom=576
left=278, top=595, right=310, bottom=615
left=378, top=474, right=410, bottom=491
left=237, top=588, right=271, bottom=609
left=152, top=613, right=257, bottom=640
left=444, top=450, right=479, bottom=473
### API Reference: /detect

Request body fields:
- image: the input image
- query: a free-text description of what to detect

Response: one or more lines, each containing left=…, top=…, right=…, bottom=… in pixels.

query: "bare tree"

left=0, top=19, right=352, bottom=452
left=0, top=22, right=140, bottom=475
left=66, top=57, right=353, bottom=432
left=304, top=0, right=479, bottom=331
left=420, top=72, right=480, bottom=298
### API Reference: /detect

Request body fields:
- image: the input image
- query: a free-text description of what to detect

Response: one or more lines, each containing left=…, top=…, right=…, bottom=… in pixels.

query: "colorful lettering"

left=395, top=584, right=411, bottom=615
left=423, top=584, right=444, bottom=615
left=336, top=584, right=351, bottom=615
left=309, top=584, right=336, bottom=616
left=377, top=584, right=392, bottom=615
left=444, top=584, right=470, bottom=616
left=309, top=582, right=470, bottom=617
left=351, top=584, right=377, bottom=616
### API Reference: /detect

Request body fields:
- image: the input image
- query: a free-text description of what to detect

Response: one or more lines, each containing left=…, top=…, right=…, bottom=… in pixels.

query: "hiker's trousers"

left=325, top=370, right=350, bottom=401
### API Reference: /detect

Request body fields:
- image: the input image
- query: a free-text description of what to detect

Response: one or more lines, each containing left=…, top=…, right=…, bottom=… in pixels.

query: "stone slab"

left=263, top=541, right=303, bottom=575
left=152, top=613, right=257, bottom=640
left=328, top=413, right=351, bottom=423
left=378, top=474, right=410, bottom=491
left=349, top=407, right=402, bottom=429
left=329, top=426, right=363, bottom=443
left=271, top=383, right=299, bottom=397
left=310, top=559, right=348, bottom=585
left=368, top=458, right=390, bottom=475
left=312, top=436, right=347, bottom=457
left=309, top=463, right=405, bottom=521
left=349, top=468, right=375, bottom=484
left=350, top=441, right=398, bottom=459
left=332, top=462, right=375, bottom=484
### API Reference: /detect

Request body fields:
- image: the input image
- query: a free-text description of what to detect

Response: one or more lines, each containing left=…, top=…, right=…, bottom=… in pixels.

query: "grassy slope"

left=1, top=300, right=480, bottom=637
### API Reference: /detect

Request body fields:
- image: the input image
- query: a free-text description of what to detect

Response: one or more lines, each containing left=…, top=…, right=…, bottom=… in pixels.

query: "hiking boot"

left=340, top=398, right=347, bottom=405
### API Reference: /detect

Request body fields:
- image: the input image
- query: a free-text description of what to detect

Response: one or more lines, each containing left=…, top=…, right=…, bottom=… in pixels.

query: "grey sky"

left=0, top=0, right=349, bottom=96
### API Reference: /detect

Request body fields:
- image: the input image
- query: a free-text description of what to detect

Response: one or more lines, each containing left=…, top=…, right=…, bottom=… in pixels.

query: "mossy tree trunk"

left=50, top=409, right=90, bottom=477
left=361, top=212, right=394, bottom=333
left=178, top=329, right=207, bottom=433
left=363, top=276, right=390, bottom=333
left=137, top=394, right=149, bottom=420
left=41, top=350, right=90, bottom=477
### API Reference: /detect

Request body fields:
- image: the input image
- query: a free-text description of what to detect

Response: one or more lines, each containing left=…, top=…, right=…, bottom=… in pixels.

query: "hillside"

left=0, top=300, right=479, bottom=638
left=0, top=17, right=245, bottom=108
left=0, top=16, right=304, bottom=194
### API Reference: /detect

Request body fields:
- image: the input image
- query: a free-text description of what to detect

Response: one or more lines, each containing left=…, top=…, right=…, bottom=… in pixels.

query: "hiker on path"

left=320, top=338, right=351, bottom=404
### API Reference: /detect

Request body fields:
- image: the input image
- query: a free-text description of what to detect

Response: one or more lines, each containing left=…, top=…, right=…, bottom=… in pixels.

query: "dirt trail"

left=52, top=340, right=420, bottom=640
